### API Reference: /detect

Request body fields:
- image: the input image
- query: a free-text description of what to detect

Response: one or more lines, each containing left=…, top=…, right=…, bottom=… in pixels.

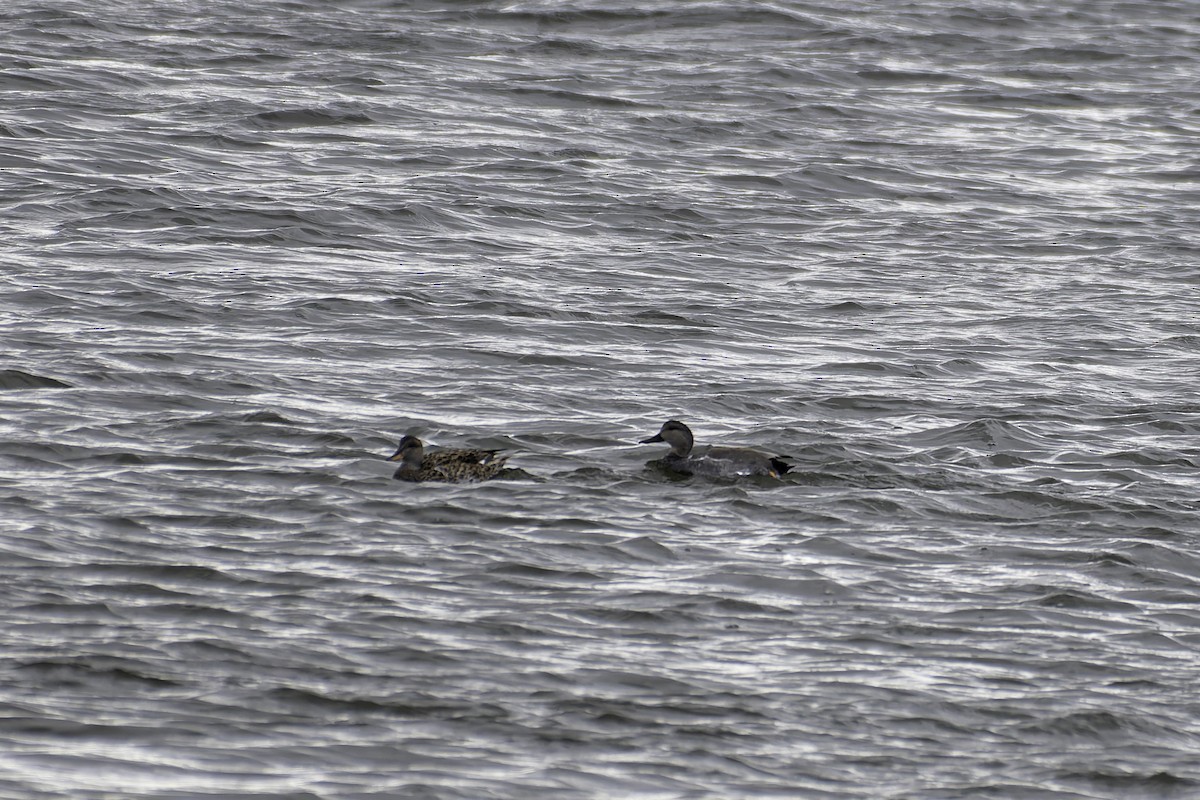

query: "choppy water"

left=3, top=1, right=1200, bottom=797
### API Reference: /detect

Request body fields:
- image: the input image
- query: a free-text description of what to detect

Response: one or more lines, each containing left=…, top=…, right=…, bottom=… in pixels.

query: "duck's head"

left=386, top=435, right=424, bottom=468
left=639, top=419, right=694, bottom=456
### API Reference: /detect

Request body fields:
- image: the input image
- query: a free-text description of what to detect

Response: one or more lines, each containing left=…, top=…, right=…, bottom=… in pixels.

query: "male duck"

left=639, top=420, right=792, bottom=479
left=386, top=435, right=508, bottom=483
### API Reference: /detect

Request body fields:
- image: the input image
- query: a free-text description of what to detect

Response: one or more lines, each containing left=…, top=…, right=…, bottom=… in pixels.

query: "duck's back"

left=428, top=448, right=501, bottom=466
left=427, top=448, right=507, bottom=482
left=659, top=446, right=789, bottom=478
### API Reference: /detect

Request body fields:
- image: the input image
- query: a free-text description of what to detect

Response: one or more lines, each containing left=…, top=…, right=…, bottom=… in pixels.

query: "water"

left=3, top=1, right=1200, bottom=797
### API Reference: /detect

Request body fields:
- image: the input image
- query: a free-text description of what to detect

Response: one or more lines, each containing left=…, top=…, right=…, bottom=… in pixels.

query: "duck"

left=639, top=420, right=792, bottom=479
left=386, top=435, right=509, bottom=483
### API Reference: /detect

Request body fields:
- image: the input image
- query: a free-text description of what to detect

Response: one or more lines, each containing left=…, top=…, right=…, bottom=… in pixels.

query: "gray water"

left=3, top=1, right=1200, bottom=797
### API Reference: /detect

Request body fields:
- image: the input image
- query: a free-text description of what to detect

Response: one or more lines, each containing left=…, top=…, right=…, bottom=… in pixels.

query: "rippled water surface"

left=3, top=1, right=1200, bottom=797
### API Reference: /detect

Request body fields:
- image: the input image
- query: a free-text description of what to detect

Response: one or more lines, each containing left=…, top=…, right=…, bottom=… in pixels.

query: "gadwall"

left=639, top=420, right=792, bottom=479
left=386, top=435, right=508, bottom=483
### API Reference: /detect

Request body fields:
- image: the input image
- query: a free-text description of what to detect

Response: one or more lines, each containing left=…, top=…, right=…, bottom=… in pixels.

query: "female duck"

left=386, top=435, right=508, bottom=483
left=639, top=420, right=792, bottom=479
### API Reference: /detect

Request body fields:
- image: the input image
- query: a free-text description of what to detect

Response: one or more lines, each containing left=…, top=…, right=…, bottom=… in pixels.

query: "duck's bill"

left=639, top=433, right=664, bottom=444
left=385, top=450, right=404, bottom=461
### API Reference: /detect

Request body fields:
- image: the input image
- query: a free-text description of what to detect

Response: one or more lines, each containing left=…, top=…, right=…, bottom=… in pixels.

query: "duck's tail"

left=770, top=457, right=793, bottom=476
left=481, top=449, right=507, bottom=466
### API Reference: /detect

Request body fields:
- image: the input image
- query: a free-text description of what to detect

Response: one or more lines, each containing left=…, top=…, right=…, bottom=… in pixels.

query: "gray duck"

left=639, top=420, right=792, bottom=479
